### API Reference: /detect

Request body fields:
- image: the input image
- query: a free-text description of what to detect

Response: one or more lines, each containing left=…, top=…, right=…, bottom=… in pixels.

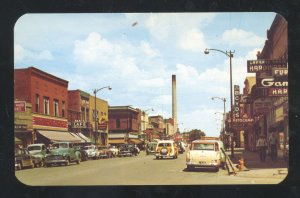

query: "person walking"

left=256, top=134, right=267, bottom=162
left=269, top=132, right=278, bottom=161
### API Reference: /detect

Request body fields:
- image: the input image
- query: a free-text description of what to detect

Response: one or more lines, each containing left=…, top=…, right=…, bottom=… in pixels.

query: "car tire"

left=76, top=159, right=80, bottom=164
left=187, top=165, right=193, bottom=171
left=156, top=156, right=159, bottom=160
left=215, top=167, right=219, bottom=172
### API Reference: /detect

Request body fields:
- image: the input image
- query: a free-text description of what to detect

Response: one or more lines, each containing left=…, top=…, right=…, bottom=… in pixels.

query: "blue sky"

left=14, top=12, right=277, bottom=136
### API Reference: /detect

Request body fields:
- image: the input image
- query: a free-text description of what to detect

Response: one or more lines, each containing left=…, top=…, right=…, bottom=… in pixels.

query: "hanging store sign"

left=272, top=68, right=288, bottom=77
left=14, top=101, right=26, bottom=112
left=228, top=118, right=254, bottom=123
left=73, top=120, right=87, bottom=128
left=234, top=85, right=240, bottom=118
left=268, top=88, right=288, bottom=96
left=98, top=118, right=108, bottom=130
left=257, top=77, right=288, bottom=88
left=247, top=59, right=287, bottom=73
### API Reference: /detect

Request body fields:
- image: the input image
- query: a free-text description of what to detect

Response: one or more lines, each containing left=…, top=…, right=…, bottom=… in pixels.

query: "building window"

left=62, top=101, right=65, bottom=117
left=44, top=97, right=50, bottom=115
left=116, top=118, right=120, bottom=128
left=54, top=99, right=59, bottom=117
left=35, top=94, right=39, bottom=113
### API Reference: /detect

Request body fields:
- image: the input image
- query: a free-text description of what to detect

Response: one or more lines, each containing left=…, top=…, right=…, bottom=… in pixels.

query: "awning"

left=75, top=133, right=91, bottom=143
left=128, top=138, right=142, bottom=144
left=108, top=139, right=125, bottom=144
left=15, top=137, right=22, bottom=144
left=37, top=130, right=83, bottom=143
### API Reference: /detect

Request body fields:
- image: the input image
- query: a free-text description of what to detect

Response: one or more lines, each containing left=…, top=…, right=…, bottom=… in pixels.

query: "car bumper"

left=155, top=153, right=175, bottom=158
left=186, top=161, right=219, bottom=168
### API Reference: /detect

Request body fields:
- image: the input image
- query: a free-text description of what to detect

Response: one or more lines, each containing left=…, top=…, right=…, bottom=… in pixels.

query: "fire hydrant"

left=238, top=157, right=245, bottom=171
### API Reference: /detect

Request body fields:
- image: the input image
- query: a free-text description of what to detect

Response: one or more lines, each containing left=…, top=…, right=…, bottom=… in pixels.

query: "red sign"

left=33, top=116, right=68, bottom=128
left=14, top=101, right=26, bottom=112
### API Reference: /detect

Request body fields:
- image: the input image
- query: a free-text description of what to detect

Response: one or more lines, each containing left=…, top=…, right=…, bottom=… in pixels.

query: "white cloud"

left=151, top=94, right=172, bottom=105
left=221, top=28, right=265, bottom=47
left=14, top=43, right=54, bottom=63
left=179, top=29, right=207, bottom=52
left=140, top=41, right=159, bottom=57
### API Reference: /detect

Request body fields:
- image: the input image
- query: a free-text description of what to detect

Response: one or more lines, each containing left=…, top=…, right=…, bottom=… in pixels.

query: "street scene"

left=14, top=13, right=288, bottom=185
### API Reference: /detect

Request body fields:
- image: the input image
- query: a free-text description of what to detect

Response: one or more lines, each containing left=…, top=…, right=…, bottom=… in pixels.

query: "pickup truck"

left=44, top=142, right=81, bottom=167
left=27, top=143, right=47, bottom=167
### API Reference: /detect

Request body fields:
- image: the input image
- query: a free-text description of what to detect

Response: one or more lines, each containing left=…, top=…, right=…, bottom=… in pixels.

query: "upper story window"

left=35, top=94, right=39, bottom=113
left=44, top=97, right=50, bottom=115
left=116, top=118, right=120, bottom=128
left=62, top=101, right=65, bottom=117
left=54, top=99, right=59, bottom=117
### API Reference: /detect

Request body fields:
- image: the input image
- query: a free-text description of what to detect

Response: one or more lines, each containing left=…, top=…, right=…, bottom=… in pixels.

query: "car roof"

left=157, top=140, right=174, bottom=143
left=192, top=140, right=220, bottom=143
left=28, top=143, right=45, bottom=146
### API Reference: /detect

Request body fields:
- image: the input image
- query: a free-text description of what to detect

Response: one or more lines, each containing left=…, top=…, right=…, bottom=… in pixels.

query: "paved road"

left=15, top=151, right=286, bottom=186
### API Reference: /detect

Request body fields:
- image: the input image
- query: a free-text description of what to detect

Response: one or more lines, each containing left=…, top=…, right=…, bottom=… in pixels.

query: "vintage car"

left=44, top=142, right=81, bottom=167
left=175, top=142, right=185, bottom=154
left=27, top=143, right=47, bottom=167
left=73, top=145, right=89, bottom=161
left=186, top=140, right=226, bottom=172
left=15, top=148, right=34, bottom=170
left=118, top=144, right=138, bottom=157
left=83, top=145, right=99, bottom=160
left=98, top=146, right=114, bottom=158
left=146, top=142, right=157, bottom=155
left=155, top=140, right=178, bottom=159
left=108, top=146, right=119, bottom=157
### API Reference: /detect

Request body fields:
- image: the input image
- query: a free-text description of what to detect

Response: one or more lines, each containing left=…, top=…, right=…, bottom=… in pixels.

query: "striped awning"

left=37, top=130, right=83, bottom=143
left=108, top=139, right=126, bottom=144
left=128, top=138, right=142, bottom=144
left=75, top=133, right=91, bottom=143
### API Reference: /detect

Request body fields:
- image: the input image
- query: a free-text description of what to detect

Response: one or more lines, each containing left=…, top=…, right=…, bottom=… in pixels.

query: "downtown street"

left=15, top=148, right=288, bottom=186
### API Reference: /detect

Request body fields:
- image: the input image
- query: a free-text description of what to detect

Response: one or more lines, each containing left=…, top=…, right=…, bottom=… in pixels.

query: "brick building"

left=108, top=106, right=141, bottom=145
left=14, top=67, right=86, bottom=146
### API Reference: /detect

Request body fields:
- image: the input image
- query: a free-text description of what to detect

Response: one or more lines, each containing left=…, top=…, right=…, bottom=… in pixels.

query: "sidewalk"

left=225, top=148, right=288, bottom=180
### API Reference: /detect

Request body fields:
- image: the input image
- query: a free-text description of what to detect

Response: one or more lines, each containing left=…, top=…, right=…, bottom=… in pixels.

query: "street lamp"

left=212, top=97, right=226, bottom=134
left=206, top=48, right=235, bottom=158
left=93, top=86, right=112, bottom=146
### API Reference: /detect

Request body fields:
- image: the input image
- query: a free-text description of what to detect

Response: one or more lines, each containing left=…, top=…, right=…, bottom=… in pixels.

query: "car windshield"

left=192, top=143, right=215, bottom=150
left=27, top=146, right=41, bottom=151
left=53, top=143, right=68, bottom=149
left=158, top=143, right=171, bottom=147
left=83, top=146, right=93, bottom=150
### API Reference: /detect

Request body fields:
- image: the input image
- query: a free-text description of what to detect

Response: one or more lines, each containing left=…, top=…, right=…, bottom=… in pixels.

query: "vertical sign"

left=14, top=101, right=26, bottom=112
left=234, top=85, right=240, bottom=118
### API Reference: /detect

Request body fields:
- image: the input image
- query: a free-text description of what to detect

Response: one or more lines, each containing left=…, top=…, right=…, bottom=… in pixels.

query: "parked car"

left=186, top=140, right=225, bottom=172
left=83, top=145, right=99, bottom=160
left=155, top=140, right=178, bottom=159
left=118, top=144, right=137, bottom=157
left=15, top=148, right=34, bottom=170
left=44, top=142, right=81, bottom=167
left=146, top=142, right=157, bottom=155
left=98, top=146, right=114, bottom=158
left=175, top=142, right=185, bottom=154
left=27, top=143, right=47, bottom=167
left=108, top=146, right=119, bottom=157
left=73, top=145, right=89, bottom=161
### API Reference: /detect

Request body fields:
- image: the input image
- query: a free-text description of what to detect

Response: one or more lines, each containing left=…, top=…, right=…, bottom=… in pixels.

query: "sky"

left=14, top=12, right=277, bottom=137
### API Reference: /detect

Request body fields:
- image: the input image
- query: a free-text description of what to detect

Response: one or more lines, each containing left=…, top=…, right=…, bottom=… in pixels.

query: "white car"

left=109, top=146, right=119, bottom=157
left=83, top=145, right=99, bottom=159
left=186, top=140, right=225, bottom=171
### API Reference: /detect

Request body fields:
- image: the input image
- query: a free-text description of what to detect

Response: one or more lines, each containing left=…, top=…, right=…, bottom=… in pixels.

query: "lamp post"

left=205, top=48, right=235, bottom=158
left=93, top=86, right=112, bottom=146
left=212, top=97, right=226, bottom=135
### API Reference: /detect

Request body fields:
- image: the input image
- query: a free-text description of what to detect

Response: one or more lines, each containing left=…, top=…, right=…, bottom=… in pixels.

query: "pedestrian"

left=256, top=134, right=267, bottom=162
left=269, top=132, right=278, bottom=161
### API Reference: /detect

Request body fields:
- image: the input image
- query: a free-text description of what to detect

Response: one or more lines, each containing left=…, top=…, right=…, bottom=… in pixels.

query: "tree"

left=188, top=129, right=206, bottom=142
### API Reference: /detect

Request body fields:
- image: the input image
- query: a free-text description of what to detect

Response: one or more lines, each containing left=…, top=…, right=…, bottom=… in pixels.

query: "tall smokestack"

left=172, top=75, right=177, bottom=133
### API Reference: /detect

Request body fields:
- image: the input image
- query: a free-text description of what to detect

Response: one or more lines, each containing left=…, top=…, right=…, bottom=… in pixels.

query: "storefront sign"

left=247, top=59, right=287, bottom=73
left=234, top=85, right=240, bottom=118
left=272, top=68, right=288, bottom=77
left=14, top=124, right=28, bottom=130
left=257, top=77, right=288, bottom=88
left=73, top=120, right=87, bottom=128
left=268, top=88, right=288, bottom=96
left=228, top=118, right=254, bottom=123
left=14, top=101, right=26, bottom=112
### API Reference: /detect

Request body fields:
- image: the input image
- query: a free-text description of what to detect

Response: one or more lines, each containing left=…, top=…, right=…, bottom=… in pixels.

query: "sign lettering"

left=234, top=85, right=240, bottom=118
left=14, top=101, right=26, bottom=112
left=247, top=59, right=287, bottom=73
left=268, top=88, right=288, bottom=96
